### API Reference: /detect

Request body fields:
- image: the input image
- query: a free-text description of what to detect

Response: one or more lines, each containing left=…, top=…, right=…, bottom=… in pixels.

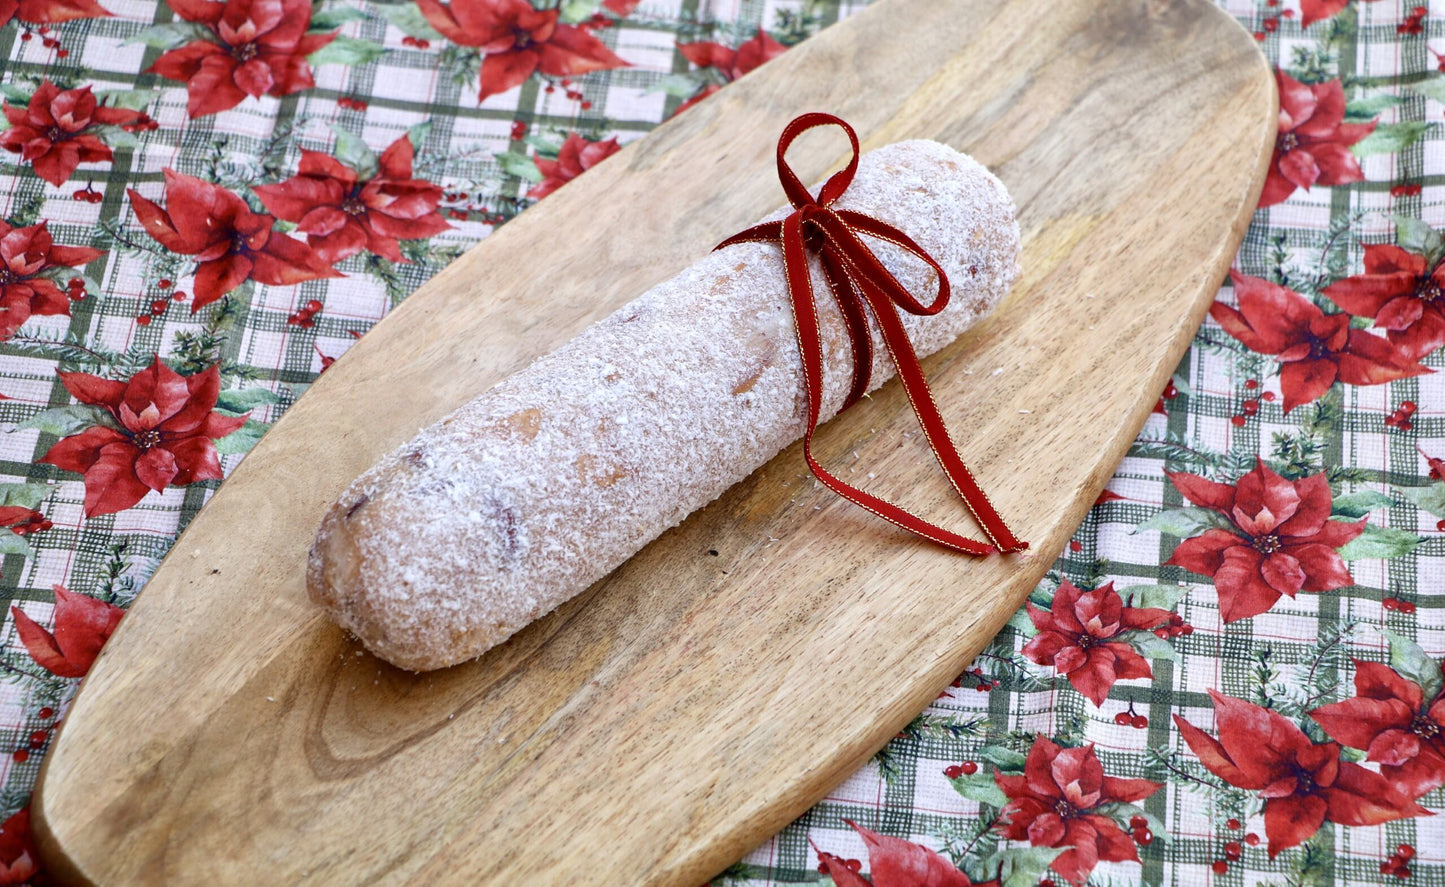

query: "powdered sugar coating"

left=308, top=140, right=1020, bottom=670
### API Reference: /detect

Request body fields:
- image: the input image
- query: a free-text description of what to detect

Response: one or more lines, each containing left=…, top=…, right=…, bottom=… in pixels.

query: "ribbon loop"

left=715, top=113, right=1027, bottom=557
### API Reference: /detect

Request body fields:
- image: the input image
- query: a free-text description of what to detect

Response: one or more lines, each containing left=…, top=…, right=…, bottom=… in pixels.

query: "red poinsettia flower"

left=1, top=81, right=143, bottom=187
left=128, top=169, right=339, bottom=311
left=1311, top=660, right=1445, bottom=799
left=600, top=0, right=637, bottom=13
left=416, top=0, right=629, bottom=102
left=1165, top=461, right=1362, bottom=623
left=674, top=29, right=786, bottom=115
left=252, top=134, right=451, bottom=264
left=0, top=0, right=109, bottom=27
left=148, top=0, right=336, bottom=118
left=1175, top=690, right=1428, bottom=857
left=0, top=507, right=48, bottom=538
left=527, top=132, right=620, bottom=199
left=10, top=584, right=124, bottom=678
left=0, top=806, right=38, bottom=887
left=1020, top=580, right=1172, bottom=705
left=818, top=820, right=996, bottom=887
left=995, top=737, right=1161, bottom=885
left=39, top=358, right=248, bottom=516
left=1323, top=243, right=1445, bottom=361
left=1211, top=272, right=1428, bottom=413
left=0, top=220, right=103, bottom=340
left=1261, top=71, right=1374, bottom=208
left=1300, top=0, right=1382, bottom=28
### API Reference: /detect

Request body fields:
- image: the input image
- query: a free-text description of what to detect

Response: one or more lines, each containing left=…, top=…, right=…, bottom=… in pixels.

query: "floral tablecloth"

left=0, top=0, right=1441, bottom=883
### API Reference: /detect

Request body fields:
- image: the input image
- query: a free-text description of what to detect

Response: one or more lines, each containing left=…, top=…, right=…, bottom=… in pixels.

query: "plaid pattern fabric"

left=0, top=0, right=1441, bottom=884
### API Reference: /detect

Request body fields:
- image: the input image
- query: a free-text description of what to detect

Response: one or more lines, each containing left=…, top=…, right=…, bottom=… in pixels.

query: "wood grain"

left=33, top=0, right=1276, bottom=884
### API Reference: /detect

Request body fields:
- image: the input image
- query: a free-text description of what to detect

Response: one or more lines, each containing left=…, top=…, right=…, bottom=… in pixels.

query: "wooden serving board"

left=34, top=1, right=1275, bottom=883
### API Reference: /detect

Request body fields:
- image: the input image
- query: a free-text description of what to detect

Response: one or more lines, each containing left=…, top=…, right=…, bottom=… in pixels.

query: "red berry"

left=961, top=760, right=978, bottom=775
left=1224, top=842, right=1241, bottom=860
left=545, top=84, right=555, bottom=93
left=1039, top=881, right=1056, bottom=887
left=1131, top=714, right=1149, bottom=729
left=1263, top=18, right=1278, bottom=31
left=416, top=39, right=430, bottom=49
left=56, top=48, right=68, bottom=57
left=1244, top=379, right=1258, bottom=389
left=511, top=121, right=526, bottom=139
left=19, top=32, right=30, bottom=41
left=1384, top=861, right=1399, bottom=875
left=1395, top=866, right=1411, bottom=880
left=1181, top=624, right=1194, bottom=635
left=1414, top=6, right=1428, bottom=16
left=305, top=299, right=323, bottom=313
left=1401, top=420, right=1414, bottom=431
left=157, top=278, right=172, bottom=289
left=1230, top=415, right=1247, bottom=427
left=581, top=100, right=593, bottom=110
left=151, top=299, right=168, bottom=314
left=1401, top=601, right=1417, bottom=614
left=1401, top=400, right=1417, bottom=414
left=37, top=707, right=53, bottom=719
left=1385, top=597, right=1399, bottom=610
left=89, top=192, right=103, bottom=203
left=172, top=291, right=187, bottom=301
left=944, top=765, right=963, bottom=778
left=1164, top=381, right=1178, bottom=398
left=1212, top=860, right=1228, bottom=875
left=1398, top=844, right=1415, bottom=860
left=1069, top=539, right=1082, bottom=552
left=1115, top=712, right=1132, bottom=726
left=1129, top=815, right=1149, bottom=829
left=1155, top=628, right=1170, bottom=638
left=1254, top=30, right=1266, bottom=40
left=67, top=277, right=84, bottom=289
left=1245, top=833, right=1259, bottom=846
left=72, top=190, right=87, bottom=200
left=1226, top=818, right=1240, bottom=830
left=1437, top=519, right=1445, bottom=532
left=28, top=731, right=46, bottom=748
left=136, top=314, right=151, bottom=326
left=11, top=750, right=26, bottom=763
left=1242, top=399, right=1259, bottom=415
left=1387, top=414, right=1401, bottom=427
left=1134, top=828, right=1153, bottom=846
left=37, top=24, right=47, bottom=32
left=846, top=859, right=862, bottom=873
left=1262, top=391, right=1276, bottom=402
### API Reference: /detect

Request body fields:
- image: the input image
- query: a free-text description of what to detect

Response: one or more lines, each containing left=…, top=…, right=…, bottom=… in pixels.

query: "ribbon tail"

left=856, top=274, right=1028, bottom=553
left=714, top=221, right=785, bottom=252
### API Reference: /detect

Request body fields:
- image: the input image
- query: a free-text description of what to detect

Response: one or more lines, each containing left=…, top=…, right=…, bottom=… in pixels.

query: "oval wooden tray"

left=34, top=0, right=1275, bottom=883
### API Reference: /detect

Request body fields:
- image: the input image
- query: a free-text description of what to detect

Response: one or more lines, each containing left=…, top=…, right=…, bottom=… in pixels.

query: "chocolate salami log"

left=308, top=139, right=1019, bottom=671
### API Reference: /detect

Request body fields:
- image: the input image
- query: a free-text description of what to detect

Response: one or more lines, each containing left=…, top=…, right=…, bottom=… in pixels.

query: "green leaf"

left=1337, top=523, right=1423, bottom=560
left=308, top=35, right=387, bottom=67
left=1341, top=745, right=1367, bottom=763
left=523, top=131, right=564, bottom=158
left=949, top=771, right=1009, bottom=807
left=1345, top=92, right=1406, bottom=121
left=1094, top=802, right=1171, bottom=846
left=1410, top=73, right=1445, bottom=105
left=329, top=124, right=378, bottom=179
left=376, top=2, right=444, bottom=40
left=407, top=120, right=433, bottom=152
left=558, top=0, right=600, bottom=23
left=1353, top=121, right=1432, bottom=157
left=12, top=404, right=115, bottom=437
left=128, top=21, right=216, bottom=49
left=309, top=4, right=370, bottom=29
left=213, top=419, right=270, bottom=455
left=1393, top=215, right=1445, bottom=264
left=1006, top=608, right=1034, bottom=634
left=0, top=483, right=49, bottom=510
left=0, top=533, right=34, bottom=560
left=1169, top=373, right=1193, bottom=397
left=94, top=88, right=154, bottom=111
left=648, top=72, right=707, bottom=98
left=1116, top=584, right=1190, bottom=610
left=1133, top=506, right=1232, bottom=538
left=495, top=151, right=542, bottom=183
left=975, top=745, right=1027, bottom=773
left=95, top=126, right=140, bottom=150
left=1400, top=483, right=1445, bottom=518
left=214, top=387, right=282, bottom=416
left=0, top=83, right=31, bottom=105
left=1121, top=630, right=1180, bottom=662
left=1332, top=489, right=1393, bottom=518
left=985, top=847, right=1066, bottom=887
left=1381, top=628, right=1444, bottom=700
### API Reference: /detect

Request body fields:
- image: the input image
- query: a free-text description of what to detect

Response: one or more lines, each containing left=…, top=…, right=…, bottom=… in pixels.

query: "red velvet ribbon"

left=716, top=113, right=1027, bottom=556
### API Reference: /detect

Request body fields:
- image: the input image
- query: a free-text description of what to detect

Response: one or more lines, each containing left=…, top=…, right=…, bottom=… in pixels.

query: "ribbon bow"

left=716, top=112, right=1026, bottom=556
